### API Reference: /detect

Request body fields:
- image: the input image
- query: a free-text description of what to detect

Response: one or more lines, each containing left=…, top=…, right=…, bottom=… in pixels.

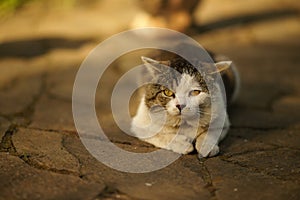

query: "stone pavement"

left=0, top=0, right=300, bottom=199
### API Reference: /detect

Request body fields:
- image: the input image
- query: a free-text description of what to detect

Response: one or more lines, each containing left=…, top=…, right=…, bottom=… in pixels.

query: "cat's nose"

left=176, top=104, right=186, bottom=112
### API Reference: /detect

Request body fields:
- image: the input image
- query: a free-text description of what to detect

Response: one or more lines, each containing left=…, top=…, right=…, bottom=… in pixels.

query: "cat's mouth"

left=150, top=106, right=197, bottom=121
left=171, top=110, right=195, bottom=120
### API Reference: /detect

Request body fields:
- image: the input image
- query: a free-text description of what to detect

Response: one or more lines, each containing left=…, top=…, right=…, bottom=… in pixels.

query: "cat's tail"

left=213, top=54, right=240, bottom=105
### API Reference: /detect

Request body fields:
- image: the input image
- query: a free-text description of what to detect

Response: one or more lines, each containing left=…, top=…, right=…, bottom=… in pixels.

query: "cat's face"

left=142, top=56, right=212, bottom=121
left=144, top=74, right=209, bottom=120
left=164, top=73, right=209, bottom=118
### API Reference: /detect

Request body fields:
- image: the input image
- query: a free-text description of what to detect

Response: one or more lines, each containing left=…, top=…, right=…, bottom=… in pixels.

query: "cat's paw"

left=165, top=135, right=194, bottom=154
left=168, top=140, right=194, bottom=154
left=198, top=145, right=219, bottom=159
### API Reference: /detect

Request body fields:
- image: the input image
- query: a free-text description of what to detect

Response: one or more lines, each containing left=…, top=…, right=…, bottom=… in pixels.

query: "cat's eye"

left=189, top=90, right=201, bottom=96
left=163, top=89, right=174, bottom=97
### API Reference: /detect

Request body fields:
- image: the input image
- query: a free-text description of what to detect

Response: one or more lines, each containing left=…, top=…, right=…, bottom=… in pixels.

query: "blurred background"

left=0, top=0, right=299, bottom=113
left=0, top=0, right=299, bottom=78
left=0, top=1, right=300, bottom=199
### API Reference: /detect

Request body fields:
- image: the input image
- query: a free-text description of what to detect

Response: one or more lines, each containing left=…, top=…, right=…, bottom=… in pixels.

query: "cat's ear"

left=141, top=56, right=170, bottom=76
left=211, top=61, right=232, bottom=75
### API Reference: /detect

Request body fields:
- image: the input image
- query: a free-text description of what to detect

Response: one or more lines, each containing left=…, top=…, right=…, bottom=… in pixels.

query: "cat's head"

left=141, top=56, right=231, bottom=120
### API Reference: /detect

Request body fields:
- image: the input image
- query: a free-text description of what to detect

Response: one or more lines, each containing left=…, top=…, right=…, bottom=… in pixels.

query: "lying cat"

left=131, top=51, right=239, bottom=158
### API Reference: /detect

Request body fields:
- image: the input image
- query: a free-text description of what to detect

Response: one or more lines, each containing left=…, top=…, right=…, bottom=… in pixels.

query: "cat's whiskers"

left=197, top=110, right=211, bottom=115
left=196, top=110, right=219, bottom=118
left=150, top=106, right=166, bottom=113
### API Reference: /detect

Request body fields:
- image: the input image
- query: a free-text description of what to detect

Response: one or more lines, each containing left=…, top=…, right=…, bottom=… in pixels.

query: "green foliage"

left=0, top=0, right=97, bottom=18
left=0, top=0, right=30, bottom=16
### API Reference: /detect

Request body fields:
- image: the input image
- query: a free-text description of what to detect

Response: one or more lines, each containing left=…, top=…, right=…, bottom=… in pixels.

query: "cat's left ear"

left=141, top=56, right=170, bottom=77
left=211, top=61, right=232, bottom=75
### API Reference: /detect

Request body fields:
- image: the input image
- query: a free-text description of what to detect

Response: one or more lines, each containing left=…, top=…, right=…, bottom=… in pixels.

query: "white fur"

left=166, top=74, right=206, bottom=118
left=131, top=95, right=168, bottom=139
left=131, top=73, right=230, bottom=157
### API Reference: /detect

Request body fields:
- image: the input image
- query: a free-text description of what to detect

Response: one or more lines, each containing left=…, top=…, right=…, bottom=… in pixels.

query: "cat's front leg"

left=144, top=134, right=194, bottom=154
left=195, top=133, right=219, bottom=158
left=195, top=128, right=229, bottom=158
left=196, top=117, right=230, bottom=158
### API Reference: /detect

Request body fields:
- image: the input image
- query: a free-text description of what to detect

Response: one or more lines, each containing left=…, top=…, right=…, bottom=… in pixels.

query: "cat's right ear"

left=141, top=56, right=170, bottom=77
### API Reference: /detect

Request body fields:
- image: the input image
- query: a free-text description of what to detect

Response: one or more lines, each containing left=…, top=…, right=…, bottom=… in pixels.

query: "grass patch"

left=0, top=0, right=30, bottom=17
left=0, top=0, right=97, bottom=18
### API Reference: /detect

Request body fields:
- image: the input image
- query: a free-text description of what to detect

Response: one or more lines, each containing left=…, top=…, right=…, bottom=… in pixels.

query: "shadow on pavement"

left=192, top=9, right=299, bottom=34
left=1, top=9, right=298, bottom=60
left=0, top=37, right=94, bottom=59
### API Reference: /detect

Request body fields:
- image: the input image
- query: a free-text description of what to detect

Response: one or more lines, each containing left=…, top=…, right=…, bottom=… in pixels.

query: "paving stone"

left=0, top=117, right=10, bottom=140
left=43, top=59, right=121, bottom=130
left=225, top=148, right=300, bottom=182
left=225, top=51, right=299, bottom=111
left=249, top=129, right=300, bottom=150
left=0, top=152, right=105, bottom=200
left=0, top=75, right=42, bottom=116
left=29, top=95, right=75, bottom=131
left=220, top=129, right=277, bottom=156
left=229, top=107, right=300, bottom=129
left=62, top=134, right=212, bottom=200
left=273, top=95, right=300, bottom=115
left=205, top=157, right=300, bottom=200
left=13, top=128, right=80, bottom=174
left=47, top=68, right=77, bottom=102
left=197, top=18, right=300, bottom=109
left=46, top=63, right=142, bottom=143
left=221, top=129, right=300, bottom=155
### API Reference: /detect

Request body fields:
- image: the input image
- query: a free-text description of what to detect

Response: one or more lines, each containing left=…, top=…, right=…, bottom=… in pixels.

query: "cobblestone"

left=0, top=0, right=299, bottom=199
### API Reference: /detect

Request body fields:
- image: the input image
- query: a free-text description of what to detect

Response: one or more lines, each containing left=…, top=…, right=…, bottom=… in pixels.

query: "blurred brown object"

left=130, top=0, right=200, bottom=33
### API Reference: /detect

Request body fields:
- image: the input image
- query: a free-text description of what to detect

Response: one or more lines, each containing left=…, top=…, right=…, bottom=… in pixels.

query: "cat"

left=130, top=51, right=239, bottom=158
